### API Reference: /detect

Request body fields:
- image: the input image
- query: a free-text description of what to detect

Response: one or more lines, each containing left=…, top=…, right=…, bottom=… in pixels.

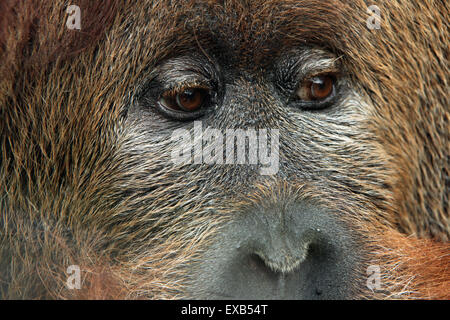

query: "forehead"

left=149, top=0, right=346, bottom=65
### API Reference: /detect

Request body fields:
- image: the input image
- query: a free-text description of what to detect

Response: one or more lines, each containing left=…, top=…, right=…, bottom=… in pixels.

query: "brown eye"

left=160, top=87, right=208, bottom=112
left=297, top=74, right=335, bottom=102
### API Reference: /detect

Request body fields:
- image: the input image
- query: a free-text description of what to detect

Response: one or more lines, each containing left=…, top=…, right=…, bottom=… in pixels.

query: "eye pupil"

left=310, top=76, right=333, bottom=100
left=160, top=87, right=208, bottom=115
left=296, top=74, right=335, bottom=103
left=176, top=88, right=205, bottom=111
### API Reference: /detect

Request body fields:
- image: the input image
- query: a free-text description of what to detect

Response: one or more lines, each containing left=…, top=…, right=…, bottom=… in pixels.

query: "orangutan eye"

left=296, top=74, right=336, bottom=102
left=157, top=87, right=211, bottom=120
left=160, top=88, right=208, bottom=112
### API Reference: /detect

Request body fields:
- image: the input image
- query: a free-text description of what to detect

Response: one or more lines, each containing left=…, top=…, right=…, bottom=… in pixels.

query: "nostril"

left=243, top=253, right=283, bottom=285
left=305, top=238, right=333, bottom=263
left=247, top=253, right=274, bottom=274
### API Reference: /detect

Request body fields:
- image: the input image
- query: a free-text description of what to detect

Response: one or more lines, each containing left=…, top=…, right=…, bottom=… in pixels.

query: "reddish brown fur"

left=373, top=230, right=449, bottom=299
left=0, top=0, right=448, bottom=299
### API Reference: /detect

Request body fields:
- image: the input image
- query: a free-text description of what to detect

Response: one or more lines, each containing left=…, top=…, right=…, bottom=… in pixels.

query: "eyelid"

left=277, top=52, right=341, bottom=93
left=299, top=53, right=342, bottom=74
left=302, top=68, right=340, bottom=80
left=161, top=81, right=211, bottom=99
left=157, top=55, right=217, bottom=84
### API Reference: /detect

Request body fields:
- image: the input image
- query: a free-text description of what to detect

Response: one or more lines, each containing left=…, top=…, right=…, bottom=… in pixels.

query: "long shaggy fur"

left=0, top=0, right=448, bottom=299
